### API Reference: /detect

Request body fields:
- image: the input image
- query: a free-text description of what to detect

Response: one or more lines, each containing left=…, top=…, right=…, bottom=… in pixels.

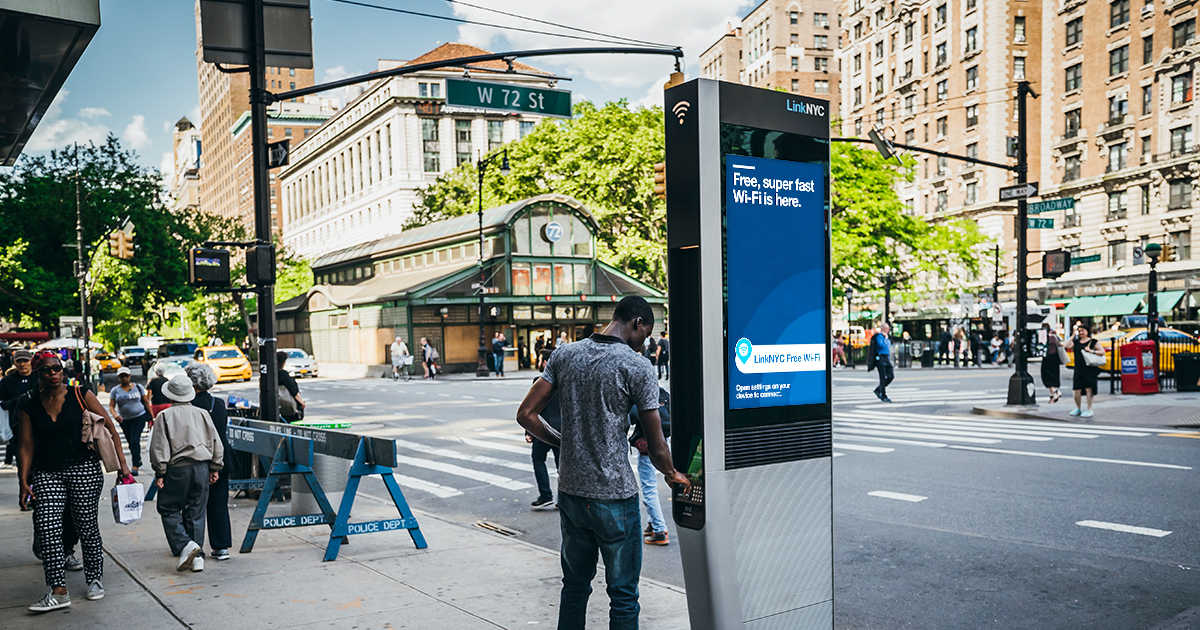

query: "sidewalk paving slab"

left=0, top=468, right=689, bottom=630
left=973, top=391, right=1200, bottom=428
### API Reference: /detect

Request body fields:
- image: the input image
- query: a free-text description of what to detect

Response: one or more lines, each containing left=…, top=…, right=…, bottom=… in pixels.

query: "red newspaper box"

left=1120, top=340, right=1159, bottom=395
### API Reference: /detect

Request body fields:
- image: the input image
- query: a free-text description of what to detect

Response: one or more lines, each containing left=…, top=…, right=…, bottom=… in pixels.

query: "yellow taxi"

left=194, top=345, right=253, bottom=382
left=1064, top=327, right=1200, bottom=372
left=94, top=352, right=122, bottom=372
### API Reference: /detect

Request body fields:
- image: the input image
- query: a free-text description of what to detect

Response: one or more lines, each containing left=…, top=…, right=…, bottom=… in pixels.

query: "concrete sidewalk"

left=0, top=467, right=688, bottom=629
left=973, top=390, right=1200, bottom=428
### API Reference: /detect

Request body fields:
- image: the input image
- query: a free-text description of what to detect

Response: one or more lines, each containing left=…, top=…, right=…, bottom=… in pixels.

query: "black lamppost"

left=475, top=148, right=509, bottom=377
left=845, top=288, right=855, bottom=369
left=881, top=267, right=897, bottom=330
left=1145, top=242, right=1162, bottom=353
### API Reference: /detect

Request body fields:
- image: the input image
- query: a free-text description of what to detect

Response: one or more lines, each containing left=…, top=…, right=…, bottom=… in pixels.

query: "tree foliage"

left=412, top=100, right=668, bottom=289
left=831, top=141, right=989, bottom=300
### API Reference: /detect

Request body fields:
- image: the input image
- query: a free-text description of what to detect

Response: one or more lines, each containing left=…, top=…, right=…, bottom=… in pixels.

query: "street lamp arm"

left=831, top=137, right=1017, bottom=172
left=271, top=46, right=684, bottom=103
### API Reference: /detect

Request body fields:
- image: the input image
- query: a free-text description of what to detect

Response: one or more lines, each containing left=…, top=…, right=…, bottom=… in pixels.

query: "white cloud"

left=451, top=0, right=751, bottom=90
left=159, top=151, right=175, bottom=182
left=637, top=76, right=670, bottom=109
left=78, top=107, right=110, bottom=120
left=189, top=104, right=202, bottom=127
left=25, top=90, right=113, bottom=151
left=321, top=65, right=365, bottom=108
left=122, top=114, right=151, bottom=151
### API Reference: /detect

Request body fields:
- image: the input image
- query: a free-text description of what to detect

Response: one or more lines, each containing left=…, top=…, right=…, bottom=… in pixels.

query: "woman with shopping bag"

left=1065, top=324, right=1105, bottom=418
left=16, top=351, right=131, bottom=612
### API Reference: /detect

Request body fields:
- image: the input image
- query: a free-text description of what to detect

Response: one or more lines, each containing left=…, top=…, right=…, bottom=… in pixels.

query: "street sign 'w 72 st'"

left=445, top=78, right=572, bottom=118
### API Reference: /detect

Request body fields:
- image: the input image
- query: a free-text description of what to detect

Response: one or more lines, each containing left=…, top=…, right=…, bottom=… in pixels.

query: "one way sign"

left=999, top=182, right=1039, bottom=201
left=268, top=140, right=290, bottom=168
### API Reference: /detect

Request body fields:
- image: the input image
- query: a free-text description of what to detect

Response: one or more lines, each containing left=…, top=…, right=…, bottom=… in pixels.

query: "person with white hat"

left=107, top=367, right=152, bottom=476
left=148, top=374, right=224, bottom=573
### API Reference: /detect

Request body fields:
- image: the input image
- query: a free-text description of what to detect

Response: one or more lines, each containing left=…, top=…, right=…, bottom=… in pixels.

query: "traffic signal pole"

left=1006, top=81, right=1036, bottom=406
left=249, top=0, right=279, bottom=422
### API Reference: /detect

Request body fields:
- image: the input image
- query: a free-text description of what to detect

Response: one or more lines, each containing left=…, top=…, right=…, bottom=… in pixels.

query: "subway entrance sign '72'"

left=445, top=77, right=572, bottom=118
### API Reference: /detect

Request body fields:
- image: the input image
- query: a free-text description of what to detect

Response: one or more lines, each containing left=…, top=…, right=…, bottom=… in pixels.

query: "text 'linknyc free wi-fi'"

left=672, top=101, right=690, bottom=124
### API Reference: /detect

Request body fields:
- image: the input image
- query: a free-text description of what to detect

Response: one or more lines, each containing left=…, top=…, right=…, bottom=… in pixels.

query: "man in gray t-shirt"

left=518, top=296, right=688, bottom=630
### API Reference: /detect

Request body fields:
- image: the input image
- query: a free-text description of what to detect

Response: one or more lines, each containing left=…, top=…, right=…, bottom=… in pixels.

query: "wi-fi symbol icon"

left=672, top=101, right=690, bottom=124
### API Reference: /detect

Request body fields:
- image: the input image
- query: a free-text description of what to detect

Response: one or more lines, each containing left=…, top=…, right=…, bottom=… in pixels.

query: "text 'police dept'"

left=731, top=171, right=815, bottom=208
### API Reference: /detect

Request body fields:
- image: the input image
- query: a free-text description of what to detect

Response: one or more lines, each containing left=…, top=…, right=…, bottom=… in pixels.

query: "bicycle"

left=392, top=355, right=414, bottom=382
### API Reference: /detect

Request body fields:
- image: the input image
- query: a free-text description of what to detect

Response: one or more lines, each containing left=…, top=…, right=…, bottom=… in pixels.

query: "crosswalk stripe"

left=393, top=439, right=530, bottom=472
left=947, top=445, right=1193, bottom=470
left=832, top=434, right=948, bottom=448
left=443, top=436, right=532, bottom=455
left=832, top=442, right=894, bottom=453
left=835, top=419, right=1052, bottom=442
left=481, top=431, right=528, bottom=442
left=834, top=427, right=1000, bottom=444
left=868, top=490, right=927, bottom=502
left=839, top=412, right=1108, bottom=438
left=863, top=410, right=1165, bottom=434
left=837, top=415, right=1079, bottom=440
left=1076, top=520, right=1172, bottom=537
left=393, top=455, right=533, bottom=490
left=392, top=474, right=463, bottom=499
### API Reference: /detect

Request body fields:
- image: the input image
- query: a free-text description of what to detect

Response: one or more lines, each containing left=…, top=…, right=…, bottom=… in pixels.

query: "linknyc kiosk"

left=665, top=79, right=833, bottom=630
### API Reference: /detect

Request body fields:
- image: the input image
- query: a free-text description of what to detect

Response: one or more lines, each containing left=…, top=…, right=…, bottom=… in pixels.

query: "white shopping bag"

left=111, top=482, right=144, bottom=525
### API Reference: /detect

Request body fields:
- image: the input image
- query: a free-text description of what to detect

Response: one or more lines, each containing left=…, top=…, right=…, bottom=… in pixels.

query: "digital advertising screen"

left=724, top=153, right=828, bottom=415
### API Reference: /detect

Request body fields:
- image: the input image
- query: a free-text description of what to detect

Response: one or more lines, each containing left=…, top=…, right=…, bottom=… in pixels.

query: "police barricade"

left=238, top=418, right=427, bottom=561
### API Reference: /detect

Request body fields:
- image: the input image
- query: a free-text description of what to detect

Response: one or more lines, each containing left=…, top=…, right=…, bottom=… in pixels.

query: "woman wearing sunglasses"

left=16, top=352, right=131, bottom=612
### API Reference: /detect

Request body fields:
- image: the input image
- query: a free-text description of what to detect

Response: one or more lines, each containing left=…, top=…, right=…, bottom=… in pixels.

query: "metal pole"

left=1007, top=81, right=1036, bottom=405
left=249, top=0, right=279, bottom=422
left=993, top=244, right=1001, bottom=305
left=1148, top=257, right=1159, bottom=384
left=884, top=277, right=892, bottom=330
left=476, top=162, right=489, bottom=377
left=75, top=156, right=91, bottom=391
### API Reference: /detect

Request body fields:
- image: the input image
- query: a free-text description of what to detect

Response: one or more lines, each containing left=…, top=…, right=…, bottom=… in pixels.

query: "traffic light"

left=108, top=230, right=133, bottom=259
left=652, top=162, right=666, bottom=200
left=1162, top=243, right=1175, bottom=262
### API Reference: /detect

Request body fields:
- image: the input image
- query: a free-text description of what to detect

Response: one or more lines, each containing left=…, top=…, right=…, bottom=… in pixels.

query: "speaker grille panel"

left=725, top=422, right=831, bottom=470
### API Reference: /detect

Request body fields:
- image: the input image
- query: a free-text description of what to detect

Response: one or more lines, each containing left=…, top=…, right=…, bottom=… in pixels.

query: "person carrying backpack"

left=628, top=387, right=672, bottom=545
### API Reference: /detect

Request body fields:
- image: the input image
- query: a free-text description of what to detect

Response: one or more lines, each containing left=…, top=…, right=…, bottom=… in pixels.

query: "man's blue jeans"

left=493, top=352, right=505, bottom=375
left=637, top=454, right=666, bottom=533
left=557, top=492, right=642, bottom=630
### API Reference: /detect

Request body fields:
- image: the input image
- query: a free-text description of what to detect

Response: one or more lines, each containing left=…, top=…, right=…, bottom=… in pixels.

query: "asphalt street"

left=114, top=365, right=1198, bottom=629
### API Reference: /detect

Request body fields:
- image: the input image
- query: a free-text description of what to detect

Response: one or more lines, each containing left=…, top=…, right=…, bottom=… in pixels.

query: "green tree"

left=411, top=100, right=668, bottom=289
left=831, top=141, right=989, bottom=300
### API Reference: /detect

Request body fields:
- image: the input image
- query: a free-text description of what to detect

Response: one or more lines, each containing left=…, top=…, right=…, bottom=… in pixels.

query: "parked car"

left=194, top=345, right=253, bottom=383
left=1064, top=327, right=1200, bottom=373
left=94, top=352, right=122, bottom=372
left=117, top=345, right=147, bottom=367
left=157, top=339, right=198, bottom=359
left=281, top=348, right=319, bottom=378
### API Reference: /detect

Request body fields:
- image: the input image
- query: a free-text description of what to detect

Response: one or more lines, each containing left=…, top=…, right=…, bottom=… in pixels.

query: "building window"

left=421, top=118, right=440, bottom=172
left=937, top=155, right=948, bottom=175
left=1065, top=205, right=1081, bottom=227
left=1173, top=18, right=1195, bottom=48
left=814, top=12, right=828, bottom=27
left=304, top=128, right=312, bottom=137
left=936, top=190, right=948, bottom=212
left=284, top=128, right=292, bottom=138
left=903, top=60, right=913, bottom=80
left=1065, top=109, right=1081, bottom=138
left=854, top=87, right=863, bottom=106
left=455, top=120, right=472, bottom=166
left=1014, top=16, right=1026, bottom=43
left=1111, top=0, right=1130, bottom=28
left=1144, top=35, right=1155, bottom=65
left=814, top=80, right=830, bottom=94
left=854, top=53, right=863, bottom=72
left=966, top=142, right=978, bottom=160
left=1172, top=230, right=1193, bottom=260
left=487, top=120, right=503, bottom=151
left=966, top=66, right=978, bottom=91
left=1065, top=63, right=1083, bottom=91
left=905, top=129, right=916, bottom=144
left=875, top=75, right=884, bottom=94
left=937, top=116, right=948, bottom=138
left=792, top=79, right=800, bottom=91
left=1143, top=135, right=1153, bottom=157
left=1107, top=240, right=1127, bottom=268
left=792, top=56, right=800, bottom=71
left=876, top=109, right=885, bottom=125
left=1141, top=85, right=1153, bottom=115
left=815, top=35, right=829, bottom=48
left=1171, top=125, right=1193, bottom=152
left=1142, top=185, right=1152, bottom=214
left=967, top=0, right=976, bottom=9
left=791, top=33, right=799, bottom=44
left=1173, top=73, right=1194, bottom=103
left=815, top=57, right=829, bottom=72
left=1066, top=18, right=1083, bottom=46
left=791, top=10, right=799, bottom=25
left=520, top=121, right=535, bottom=138
left=936, top=4, right=947, bottom=25
left=1109, top=96, right=1129, bottom=123
left=965, top=104, right=979, bottom=127
left=1170, top=179, right=1192, bottom=209
left=936, top=42, right=947, bottom=66
left=1110, top=45, right=1129, bottom=76
left=904, top=94, right=915, bottom=116
left=289, top=68, right=295, bottom=76
left=1014, top=57, right=1026, bottom=80
left=855, top=22, right=863, bottom=39
left=1109, top=142, right=1128, bottom=172
left=905, top=22, right=914, bottom=43
left=1064, top=154, right=1081, bottom=181
left=966, top=181, right=978, bottom=204
left=875, top=40, right=884, bottom=57
left=936, top=79, right=948, bottom=101
left=1108, top=190, right=1128, bottom=219
left=855, top=118, right=863, bottom=136
left=966, top=27, right=978, bottom=53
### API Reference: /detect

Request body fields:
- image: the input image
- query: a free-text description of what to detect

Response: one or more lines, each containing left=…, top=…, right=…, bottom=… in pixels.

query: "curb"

left=971, top=406, right=1063, bottom=422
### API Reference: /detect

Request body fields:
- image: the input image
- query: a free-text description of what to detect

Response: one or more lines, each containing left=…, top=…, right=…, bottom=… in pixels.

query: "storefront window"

left=572, top=215, right=592, bottom=256
left=574, top=264, right=592, bottom=293
left=511, top=262, right=531, bottom=295
left=513, top=305, right=532, bottom=320
left=554, top=263, right=573, bottom=294
left=532, top=263, right=552, bottom=294
left=531, top=206, right=552, bottom=255
left=513, top=212, right=531, bottom=254
left=556, top=306, right=574, bottom=320
left=575, top=306, right=592, bottom=320
left=533, top=305, right=553, bottom=320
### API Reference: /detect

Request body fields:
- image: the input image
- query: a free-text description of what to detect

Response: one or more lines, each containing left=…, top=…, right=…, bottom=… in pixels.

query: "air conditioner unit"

left=1188, top=36, right=1197, bottom=46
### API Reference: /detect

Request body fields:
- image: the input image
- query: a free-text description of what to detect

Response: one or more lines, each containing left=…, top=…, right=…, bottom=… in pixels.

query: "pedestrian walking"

left=390, top=337, right=410, bottom=380
left=149, top=374, right=224, bottom=573
left=18, top=351, right=130, bottom=612
left=655, top=331, right=670, bottom=380
left=421, top=338, right=439, bottom=379
left=646, top=335, right=658, bottom=371
left=107, top=366, right=152, bottom=477
left=148, top=362, right=171, bottom=418
left=1065, top=325, right=1105, bottom=418
left=629, top=387, right=671, bottom=546
left=1040, top=324, right=1064, bottom=404
left=2, top=348, right=36, bottom=469
left=186, top=363, right=232, bottom=562
left=938, top=329, right=952, bottom=365
left=276, top=351, right=305, bottom=423
left=866, top=323, right=895, bottom=402
left=558, top=331, right=570, bottom=347
left=952, top=327, right=965, bottom=368
left=492, top=332, right=507, bottom=377
left=525, top=376, right=561, bottom=510
left=516, top=296, right=689, bottom=630
left=990, top=333, right=1003, bottom=364
left=969, top=330, right=983, bottom=367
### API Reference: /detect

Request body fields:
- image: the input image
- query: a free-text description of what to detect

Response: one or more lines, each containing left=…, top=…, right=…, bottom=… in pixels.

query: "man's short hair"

left=276, top=350, right=289, bottom=367
left=612, top=295, right=654, bottom=326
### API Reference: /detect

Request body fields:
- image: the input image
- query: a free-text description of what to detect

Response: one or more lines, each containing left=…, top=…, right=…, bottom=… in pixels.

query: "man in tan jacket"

left=149, top=374, right=224, bottom=573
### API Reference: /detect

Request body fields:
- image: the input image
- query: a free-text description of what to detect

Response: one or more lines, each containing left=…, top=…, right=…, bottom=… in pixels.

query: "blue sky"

left=25, top=0, right=751, bottom=178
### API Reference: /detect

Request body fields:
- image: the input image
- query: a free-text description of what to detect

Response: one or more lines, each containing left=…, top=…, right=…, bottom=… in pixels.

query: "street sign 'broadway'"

left=1028, top=218, right=1054, bottom=229
left=999, top=182, right=1039, bottom=201
left=445, top=78, right=572, bottom=118
left=1028, top=197, right=1074, bottom=215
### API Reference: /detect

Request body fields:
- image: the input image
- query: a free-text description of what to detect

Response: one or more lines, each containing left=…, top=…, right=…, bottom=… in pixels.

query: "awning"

left=1092, top=293, right=1144, bottom=317
left=1154, top=290, right=1186, bottom=312
left=1064, top=296, right=1104, bottom=317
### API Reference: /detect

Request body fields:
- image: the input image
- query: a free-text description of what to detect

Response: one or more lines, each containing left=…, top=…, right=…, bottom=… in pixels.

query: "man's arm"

left=516, top=379, right=561, bottom=447
left=639, top=408, right=691, bottom=495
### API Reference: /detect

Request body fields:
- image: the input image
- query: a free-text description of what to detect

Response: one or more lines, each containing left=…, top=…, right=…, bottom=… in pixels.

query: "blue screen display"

left=725, top=154, right=828, bottom=410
